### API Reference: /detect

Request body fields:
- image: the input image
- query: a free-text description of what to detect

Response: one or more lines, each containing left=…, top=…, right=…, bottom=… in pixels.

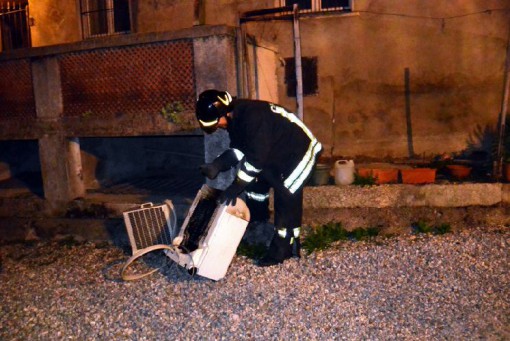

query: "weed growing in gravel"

left=412, top=221, right=452, bottom=235
left=302, top=222, right=380, bottom=254
left=238, top=223, right=383, bottom=258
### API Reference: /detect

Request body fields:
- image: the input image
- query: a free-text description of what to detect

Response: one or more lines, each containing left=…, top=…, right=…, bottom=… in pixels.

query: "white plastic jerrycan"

left=334, top=160, right=355, bottom=185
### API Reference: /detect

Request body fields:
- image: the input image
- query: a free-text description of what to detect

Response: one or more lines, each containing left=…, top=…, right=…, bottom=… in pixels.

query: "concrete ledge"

left=1, top=182, right=509, bottom=241
left=304, top=183, right=505, bottom=208
left=0, top=217, right=125, bottom=243
left=303, top=206, right=510, bottom=231
left=0, top=195, right=47, bottom=217
left=0, top=25, right=236, bottom=61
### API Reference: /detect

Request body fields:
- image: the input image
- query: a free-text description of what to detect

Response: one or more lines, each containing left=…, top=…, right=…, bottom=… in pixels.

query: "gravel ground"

left=0, top=226, right=508, bottom=340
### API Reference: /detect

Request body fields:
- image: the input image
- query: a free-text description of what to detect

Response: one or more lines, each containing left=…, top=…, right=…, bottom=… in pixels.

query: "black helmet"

left=196, top=89, right=233, bottom=133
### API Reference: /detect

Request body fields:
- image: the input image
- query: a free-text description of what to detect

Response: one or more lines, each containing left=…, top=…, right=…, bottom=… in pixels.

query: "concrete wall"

left=193, top=32, right=239, bottom=189
left=245, top=0, right=510, bottom=159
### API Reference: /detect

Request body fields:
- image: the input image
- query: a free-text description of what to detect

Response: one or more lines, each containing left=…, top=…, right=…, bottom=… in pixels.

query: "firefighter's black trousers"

left=245, top=176, right=303, bottom=229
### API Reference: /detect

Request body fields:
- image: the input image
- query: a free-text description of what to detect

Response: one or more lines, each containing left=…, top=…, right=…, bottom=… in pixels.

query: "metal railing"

left=278, top=0, right=352, bottom=13
left=242, top=0, right=352, bottom=22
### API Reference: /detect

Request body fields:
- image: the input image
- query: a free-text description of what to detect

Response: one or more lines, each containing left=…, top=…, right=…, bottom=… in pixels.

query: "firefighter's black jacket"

left=226, top=99, right=322, bottom=194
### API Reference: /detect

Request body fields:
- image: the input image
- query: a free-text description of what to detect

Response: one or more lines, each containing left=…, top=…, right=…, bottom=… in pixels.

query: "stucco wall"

left=136, top=0, right=194, bottom=32
left=30, top=0, right=81, bottom=47
left=253, top=42, right=279, bottom=103
left=245, top=0, right=510, bottom=159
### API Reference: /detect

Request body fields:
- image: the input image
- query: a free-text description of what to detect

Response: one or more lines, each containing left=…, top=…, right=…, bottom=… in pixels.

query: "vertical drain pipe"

left=405, top=67, right=415, bottom=159
left=293, top=4, right=304, bottom=120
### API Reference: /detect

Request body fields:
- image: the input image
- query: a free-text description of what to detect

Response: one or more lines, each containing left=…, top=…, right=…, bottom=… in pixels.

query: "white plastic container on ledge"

left=334, top=160, right=355, bottom=185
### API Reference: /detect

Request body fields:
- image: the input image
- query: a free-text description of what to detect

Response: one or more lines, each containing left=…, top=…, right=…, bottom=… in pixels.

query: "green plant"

left=161, top=101, right=185, bottom=124
left=302, top=222, right=345, bottom=253
left=301, top=222, right=380, bottom=254
left=349, top=227, right=380, bottom=240
left=435, top=223, right=452, bottom=235
left=412, top=221, right=451, bottom=235
left=352, top=173, right=377, bottom=187
left=413, top=221, right=434, bottom=234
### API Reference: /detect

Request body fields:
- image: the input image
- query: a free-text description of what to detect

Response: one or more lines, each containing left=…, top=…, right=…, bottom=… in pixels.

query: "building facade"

left=0, top=0, right=509, bottom=205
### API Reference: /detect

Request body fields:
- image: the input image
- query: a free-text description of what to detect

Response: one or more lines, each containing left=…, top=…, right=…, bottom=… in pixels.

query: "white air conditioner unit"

left=121, top=185, right=250, bottom=281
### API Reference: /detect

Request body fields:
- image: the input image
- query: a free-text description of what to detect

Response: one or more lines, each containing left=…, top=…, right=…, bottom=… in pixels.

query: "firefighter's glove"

left=199, top=163, right=220, bottom=180
left=219, top=179, right=249, bottom=206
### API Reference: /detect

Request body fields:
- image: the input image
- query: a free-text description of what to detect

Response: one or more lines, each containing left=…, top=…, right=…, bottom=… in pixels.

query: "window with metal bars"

left=80, top=0, right=131, bottom=39
left=0, top=0, right=31, bottom=51
left=284, top=57, right=318, bottom=97
left=283, top=0, right=352, bottom=12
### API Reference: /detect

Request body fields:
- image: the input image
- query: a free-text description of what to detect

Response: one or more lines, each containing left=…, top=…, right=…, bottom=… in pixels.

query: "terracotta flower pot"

left=357, top=168, right=399, bottom=184
left=357, top=168, right=372, bottom=178
left=400, top=168, right=436, bottom=184
left=446, top=165, right=472, bottom=180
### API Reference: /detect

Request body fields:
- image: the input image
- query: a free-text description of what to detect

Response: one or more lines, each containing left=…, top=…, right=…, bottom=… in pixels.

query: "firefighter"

left=196, top=89, right=322, bottom=266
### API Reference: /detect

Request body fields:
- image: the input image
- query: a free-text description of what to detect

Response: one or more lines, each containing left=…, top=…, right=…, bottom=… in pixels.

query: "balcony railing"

left=278, top=0, right=352, bottom=13
left=241, top=0, right=352, bottom=22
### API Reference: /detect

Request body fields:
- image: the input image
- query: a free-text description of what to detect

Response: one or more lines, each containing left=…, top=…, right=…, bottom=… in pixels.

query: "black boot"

left=292, top=237, right=301, bottom=258
left=256, top=228, right=293, bottom=267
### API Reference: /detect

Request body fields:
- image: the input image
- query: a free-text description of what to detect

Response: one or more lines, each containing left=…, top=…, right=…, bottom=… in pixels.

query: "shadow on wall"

left=435, top=123, right=498, bottom=178
left=466, top=124, right=497, bottom=156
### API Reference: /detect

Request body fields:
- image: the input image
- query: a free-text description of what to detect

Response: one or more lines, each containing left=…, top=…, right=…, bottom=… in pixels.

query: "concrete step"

left=0, top=183, right=509, bottom=242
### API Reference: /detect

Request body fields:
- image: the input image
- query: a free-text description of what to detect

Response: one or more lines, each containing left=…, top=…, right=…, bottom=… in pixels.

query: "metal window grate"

left=59, top=39, right=195, bottom=118
left=80, top=0, right=131, bottom=38
left=0, top=58, right=36, bottom=120
left=281, top=0, right=351, bottom=13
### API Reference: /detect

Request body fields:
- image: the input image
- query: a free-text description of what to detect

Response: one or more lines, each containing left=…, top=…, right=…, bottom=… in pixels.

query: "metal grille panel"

left=124, top=203, right=175, bottom=254
left=0, top=59, right=36, bottom=120
left=59, top=39, right=195, bottom=118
